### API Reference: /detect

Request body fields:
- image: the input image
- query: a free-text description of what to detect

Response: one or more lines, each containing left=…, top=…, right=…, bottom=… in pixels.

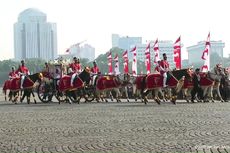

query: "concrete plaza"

left=0, top=96, right=230, bottom=153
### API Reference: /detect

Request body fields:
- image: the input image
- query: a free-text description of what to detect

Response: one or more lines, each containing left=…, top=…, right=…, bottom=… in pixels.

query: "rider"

left=18, top=60, right=30, bottom=89
left=154, top=60, right=164, bottom=74
left=9, top=66, right=18, bottom=79
left=44, top=62, right=49, bottom=73
left=160, top=53, right=170, bottom=88
left=69, top=57, right=82, bottom=87
left=91, top=60, right=100, bottom=85
left=91, top=60, right=100, bottom=74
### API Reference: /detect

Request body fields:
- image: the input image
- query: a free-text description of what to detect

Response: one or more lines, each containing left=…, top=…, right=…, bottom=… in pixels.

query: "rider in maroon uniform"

left=91, top=61, right=100, bottom=74
left=18, top=60, right=30, bottom=89
left=9, top=66, right=18, bottom=79
left=69, top=57, right=82, bottom=87
left=160, top=53, right=170, bottom=87
left=91, top=61, right=100, bottom=85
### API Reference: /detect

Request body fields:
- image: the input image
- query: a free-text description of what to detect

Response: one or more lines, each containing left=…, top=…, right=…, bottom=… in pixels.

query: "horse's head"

left=207, top=71, right=222, bottom=82
left=171, top=69, right=192, bottom=81
left=38, top=72, right=43, bottom=80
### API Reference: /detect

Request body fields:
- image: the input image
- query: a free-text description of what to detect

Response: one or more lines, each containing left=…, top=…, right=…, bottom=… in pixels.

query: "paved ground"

left=1, top=92, right=230, bottom=152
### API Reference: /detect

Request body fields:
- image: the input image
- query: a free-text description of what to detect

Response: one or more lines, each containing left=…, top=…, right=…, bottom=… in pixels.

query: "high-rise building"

left=187, top=41, right=225, bottom=65
left=111, top=34, right=142, bottom=57
left=14, top=8, right=57, bottom=61
left=69, top=44, right=95, bottom=62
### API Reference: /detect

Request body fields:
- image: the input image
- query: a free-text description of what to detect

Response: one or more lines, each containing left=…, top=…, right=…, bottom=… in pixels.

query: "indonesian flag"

left=130, top=46, right=137, bottom=76
left=114, top=54, right=120, bottom=75
left=107, top=51, right=113, bottom=74
left=153, top=39, right=160, bottom=64
left=173, top=36, right=181, bottom=69
left=145, top=43, right=151, bottom=74
left=201, top=33, right=210, bottom=72
left=122, top=50, right=129, bottom=74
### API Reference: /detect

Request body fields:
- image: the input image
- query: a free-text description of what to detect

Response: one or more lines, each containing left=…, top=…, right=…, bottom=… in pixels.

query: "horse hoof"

left=156, top=100, right=161, bottom=105
left=171, top=100, right=176, bottom=105
left=127, top=99, right=129, bottom=102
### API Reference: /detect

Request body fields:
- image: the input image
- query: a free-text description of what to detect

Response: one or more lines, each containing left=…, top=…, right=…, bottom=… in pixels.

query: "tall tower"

left=14, top=8, right=57, bottom=61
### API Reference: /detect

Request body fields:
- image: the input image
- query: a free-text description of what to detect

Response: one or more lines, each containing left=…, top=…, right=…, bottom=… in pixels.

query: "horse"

left=200, top=71, right=223, bottom=102
left=3, top=73, right=43, bottom=104
left=139, top=69, right=191, bottom=104
left=2, top=79, right=13, bottom=101
left=117, top=73, right=132, bottom=102
left=19, top=73, right=43, bottom=104
left=94, top=74, right=123, bottom=102
left=54, top=67, right=92, bottom=104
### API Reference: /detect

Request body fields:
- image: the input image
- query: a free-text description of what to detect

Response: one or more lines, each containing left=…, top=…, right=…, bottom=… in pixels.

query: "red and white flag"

left=122, top=50, right=129, bottom=74
left=201, top=33, right=210, bottom=72
left=145, top=43, right=151, bottom=74
left=130, top=46, right=137, bottom=76
left=107, top=51, right=113, bottom=74
left=153, top=39, right=160, bottom=64
left=114, top=54, right=120, bottom=75
left=173, top=36, right=181, bottom=69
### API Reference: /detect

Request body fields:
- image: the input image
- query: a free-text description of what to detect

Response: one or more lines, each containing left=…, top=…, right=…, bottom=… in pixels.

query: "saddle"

left=96, top=76, right=120, bottom=90
left=58, top=75, right=84, bottom=92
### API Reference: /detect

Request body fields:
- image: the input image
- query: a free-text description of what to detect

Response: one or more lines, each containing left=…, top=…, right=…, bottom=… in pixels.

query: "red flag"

left=130, top=46, right=136, bottom=52
left=131, top=46, right=137, bottom=76
left=173, top=36, right=181, bottom=69
left=122, top=50, right=129, bottom=73
left=114, top=54, right=120, bottom=75
left=145, top=43, right=151, bottom=74
left=201, top=33, right=210, bottom=72
left=107, top=52, right=113, bottom=74
left=153, top=39, right=160, bottom=64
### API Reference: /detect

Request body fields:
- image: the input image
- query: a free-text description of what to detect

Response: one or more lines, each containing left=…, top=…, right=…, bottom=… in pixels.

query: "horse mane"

left=171, top=68, right=191, bottom=80
left=28, top=72, right=41, bottom=83
left=78, top=68, right=91, bottom=84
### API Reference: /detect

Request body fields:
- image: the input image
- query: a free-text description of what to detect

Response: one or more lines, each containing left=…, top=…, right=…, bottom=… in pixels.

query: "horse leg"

left=109, top=91, right=113, bottom=101
left=154, top=89, right=161, bottom=105
left=124, top=86, right=129, bottom=102
left=209, top=86, right=214, bottom=102
left=115, top=89, right=121, bottom=102
left=216, top=85, right=224, bottom=102
left=4, top=90, right=7, bottom=101
left=20, top=91, right=26, bottom=103
left=142, top=90, right=149, bottom=104
left=159, top=89, right=166, bottom=102
left=31, top=91, right=37, bottom=104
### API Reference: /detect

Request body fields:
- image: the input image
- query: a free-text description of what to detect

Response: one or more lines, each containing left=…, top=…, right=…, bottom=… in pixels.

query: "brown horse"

left=3, top=73, right=43, bottom=104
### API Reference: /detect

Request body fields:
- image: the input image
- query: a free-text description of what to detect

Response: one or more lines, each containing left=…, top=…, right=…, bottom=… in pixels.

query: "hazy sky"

left=0, top=0, right=229, bottom=60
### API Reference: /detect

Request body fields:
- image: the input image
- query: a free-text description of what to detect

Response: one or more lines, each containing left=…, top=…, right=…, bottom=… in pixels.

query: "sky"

left=0, top=0, right=229, bottom=60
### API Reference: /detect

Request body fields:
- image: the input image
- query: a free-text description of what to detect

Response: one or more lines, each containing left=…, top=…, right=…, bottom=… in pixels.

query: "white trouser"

left=92, top=75, right=97, bottom=85
left=71, top=73, right=78, bottom=86
left=21, top=75, right=25, bottom=88
left=163, top=72, right=167, bottom=87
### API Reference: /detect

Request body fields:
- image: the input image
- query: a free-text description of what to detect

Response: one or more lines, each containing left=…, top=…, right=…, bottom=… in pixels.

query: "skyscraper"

left=111, top=34, right=142, bottom=58
left=14, top=8, right=57, bottom=61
